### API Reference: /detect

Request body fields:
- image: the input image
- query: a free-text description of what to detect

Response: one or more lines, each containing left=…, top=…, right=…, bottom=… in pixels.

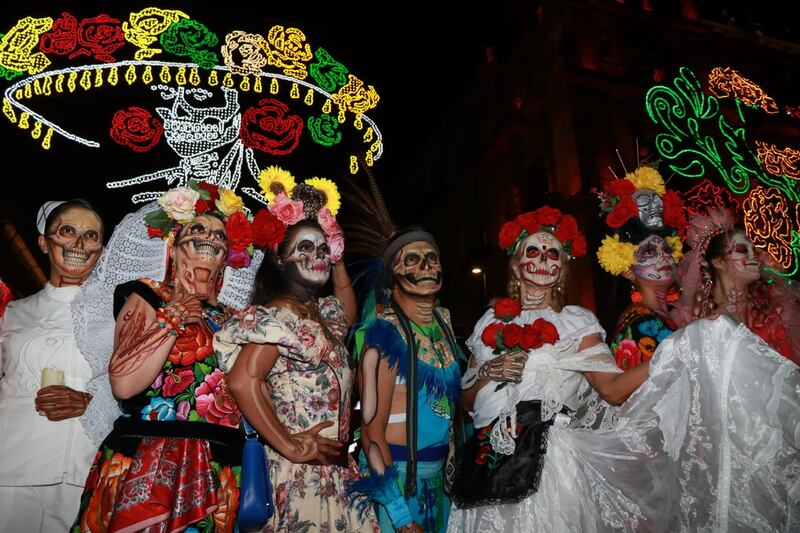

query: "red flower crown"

left=498, top=206, right=587, bottom=258
left=596, top=170, right=686, bottom=230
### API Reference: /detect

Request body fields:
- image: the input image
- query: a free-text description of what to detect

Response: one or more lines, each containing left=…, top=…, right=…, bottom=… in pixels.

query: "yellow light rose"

left=215, top=188, right=244, bottom=215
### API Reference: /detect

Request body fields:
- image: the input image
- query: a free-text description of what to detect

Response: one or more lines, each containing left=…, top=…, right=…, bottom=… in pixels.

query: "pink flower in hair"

left=268, top=192, right=305, bottom=225
left=317, top=207, right=341, bottom=236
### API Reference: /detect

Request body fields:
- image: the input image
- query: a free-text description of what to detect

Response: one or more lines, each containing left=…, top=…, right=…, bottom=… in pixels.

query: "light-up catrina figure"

left=595, top=164, right=686, bottom=371
left=214, top=178, right=380, bottom=532
left=0, top=200, right=103, bottom=531
left=72, top=182, right=266, bottom=532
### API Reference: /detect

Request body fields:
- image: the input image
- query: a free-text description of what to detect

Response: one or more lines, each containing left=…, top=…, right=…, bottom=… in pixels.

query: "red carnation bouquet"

left=481, top=298, right=560, bottom=354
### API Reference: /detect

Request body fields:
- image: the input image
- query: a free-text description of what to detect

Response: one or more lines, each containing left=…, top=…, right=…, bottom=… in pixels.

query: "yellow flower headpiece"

left=304, top=177, right=341, bottom=215
left=597, top=235, right=637, bottom=276
left=625, top=166, right=666, bottom=195
left=258, top=166, right=296, bottom=202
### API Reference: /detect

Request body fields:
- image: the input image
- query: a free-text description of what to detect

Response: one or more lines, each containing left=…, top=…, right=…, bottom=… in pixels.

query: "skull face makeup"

left=393, top=241, right=442, bottom=297
left=513, top=231, right=563, bottom=288
left=727, top=230, right=761, bottom=286
left=631, top=234, right=675, bottom=285
left=633, top=189, right=664, bottom=230
left=279, top=226, right=331, bottom=289
left=173, top=214, right=228, bottom=299
left=39, top=206, right=103, bottom=286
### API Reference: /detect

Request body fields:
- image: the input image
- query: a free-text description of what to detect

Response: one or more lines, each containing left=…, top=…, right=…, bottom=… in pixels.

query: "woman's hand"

left=167, top=287, right=204, bottom=326
left=285, top=420, right=344, bottom=464
left=35, top=386, right=91, bottom=420
left=478, top=351, right=529, bottom=383
left=397, top=522, right=423, bottom=532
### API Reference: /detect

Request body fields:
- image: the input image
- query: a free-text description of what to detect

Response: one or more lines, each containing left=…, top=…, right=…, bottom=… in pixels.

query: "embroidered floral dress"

left=72, top=280, right=243, bottom=533
left=215, top=296, right=378, bottom=533
left=610, top=305, right=676, bottom=371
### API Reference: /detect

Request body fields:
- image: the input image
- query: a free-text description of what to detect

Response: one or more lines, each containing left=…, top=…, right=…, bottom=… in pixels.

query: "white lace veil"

left=73, top=202, right=263, bottom=445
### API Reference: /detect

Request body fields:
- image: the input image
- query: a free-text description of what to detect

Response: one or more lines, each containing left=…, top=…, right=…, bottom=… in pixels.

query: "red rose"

left=110, top=107, right=163, bottom=152
left=168, top=324, right=213, bottom=366
left=493, top=298, right=522, bottom=321
left=534, top=318, right=560, bottom=345
left=569, top=233, right=587, bottom=257
left=605, top=179, right=636, bottom=198
left=662, top=190, right=686, bottom=229
left=606, top=196, right=638, bottom=228
left=501, top=323, right=523, bottom=349
left=533, top=206, right=562, bottom=227
left=519, top=323, right=538, bottom=351
left=74, top=14, right=125, bottom=63
left=498, top=220, right=524, bottom=250
left=194, top=198, right=212, bottom=214
left=251, top=208, right=287, bottom=249
left=614, top=339, right=642, bottom=371
left=481, top=322, right=505, bottom=349
left=225, top=211, right=252, bottom=251
left=38, top=12, right=79, bottom=56
left=240, top=98, right=304, bottom=156
left=516, top=212, right=540, bottom=234
left=475, top=445, right=492, bottom=465
left=198, top=182, right=220, bottom=202
left=147, top=225, right=166, bottom=238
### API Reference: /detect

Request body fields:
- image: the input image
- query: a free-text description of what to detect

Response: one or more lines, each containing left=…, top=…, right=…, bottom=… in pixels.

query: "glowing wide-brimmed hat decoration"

left=0, top=8, right=382, bottom=206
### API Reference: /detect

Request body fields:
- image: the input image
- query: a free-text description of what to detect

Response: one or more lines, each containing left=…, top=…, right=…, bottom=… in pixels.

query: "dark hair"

left=614, top=215, right=672, bottom=246
left=44, top=199, right=104, bottom=238
left=380, top=225, right=437, bottom=293
left=250, top=219, right=325, bottom=305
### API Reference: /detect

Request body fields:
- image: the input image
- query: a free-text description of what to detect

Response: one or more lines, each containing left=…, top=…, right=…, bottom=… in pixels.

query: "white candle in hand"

left=41, top=367, right=65, bottom=388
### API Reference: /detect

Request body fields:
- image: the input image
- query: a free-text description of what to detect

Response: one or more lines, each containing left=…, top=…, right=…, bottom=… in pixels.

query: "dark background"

left=2, top=0, right=799, bottom=340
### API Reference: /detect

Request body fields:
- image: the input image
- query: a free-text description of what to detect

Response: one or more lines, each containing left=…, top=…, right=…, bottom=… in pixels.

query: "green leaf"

left=194, top=362, right=212, bottom=382
left=188, top=410, right=200, bottom=422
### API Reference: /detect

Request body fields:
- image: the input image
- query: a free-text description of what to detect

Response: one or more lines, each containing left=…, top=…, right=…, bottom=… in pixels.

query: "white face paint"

left=514, top=231, right=563, bottom=288
left=728, top=231, right=760, bottom=286
left=633, top=189, right=664, bottom=230
left=43, top=207, right=103, bottom=284
left=392, top=241, right=442, bottom=297
left=281, top=227, right=331, bottom=287
left=631, top=234, right=675, bottom=285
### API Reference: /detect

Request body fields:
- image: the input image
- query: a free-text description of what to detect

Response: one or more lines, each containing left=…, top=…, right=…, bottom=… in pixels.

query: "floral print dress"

left=610, top=305, right=676, bottom=371
left=215, top=296, right=378, bottom=533
left=72, top=280, right=243, bottom=533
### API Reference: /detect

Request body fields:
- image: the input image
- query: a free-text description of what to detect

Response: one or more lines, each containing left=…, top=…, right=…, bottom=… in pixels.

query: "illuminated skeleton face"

left=631, top=234, right=675, bottom=285
left=42, top=207, right=103, bottom=283
left=727, top=230, right=761, bottom=286
left=392, top=241, right=442, bottom=297
left=633, top=189, right=664, bottom=230
left=280, top=227, right=331, bottom=288
left=513, top=231, right=563, bottom=288
left=156, top=87, right=241, bottom=158
left=173, top=215, right=228, bottom=299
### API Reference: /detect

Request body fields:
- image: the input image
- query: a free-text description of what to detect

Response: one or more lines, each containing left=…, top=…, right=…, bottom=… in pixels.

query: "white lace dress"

left=450, top=313, right=800, bottom=532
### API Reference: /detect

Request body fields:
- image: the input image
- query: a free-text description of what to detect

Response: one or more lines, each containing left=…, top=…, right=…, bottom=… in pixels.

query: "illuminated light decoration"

left=223, top=72, right=234, bottom=88
left=269, top=77, right=279, bottom=94
left=332, top=74, right=379, bottom=115
left=123, top=8, right=189, bottom=60
left=708, top=66, right=779, bottom=114
left=18, top=111, right=29, bottom=129
left=742, top=187, right=796, bottom=269
left=349, top=155, right=358, bottom=174
left=32, top=78, right=42, bottom=95
left=290, top=83, right=299, bottom=99
left=680, top=178, right=739, bottom=220
left=307, top=114, right=341, bottom=146
left=646, top=67, right=798, bottom=202
left=175, top=66, right=186, bottom=85
left=41, top=76, right=51, bottom=95
left=80, top=70, right=91, bottom=90
left=23, top=83, right=31, bottom=99
left=353, top=114, right=362, bottom=130
left=42, top=127, right=52, bottom=149
left=239, top=76, right=250, bottom=92
left=222, top=31, right=268, bottom=76
left=308, top=47, right=348, bottom=92
left=253, top=76, right=262, bottom=93
left=322, top=99, right=331, bottom=114
left=107, top=67, right=118, bottom=86
left=365, top=151, right=373, bottom=166
left=67, top=71, right=77, bottom=92
left=142, top=65, right=153, bottom=84
left=0, top=16, right=53, bottom=75
left=38, top=13, right=125, bottom=63
left=3, top=98, right=16, bottom=123
left=93, top=69, right=103, bottom=87
left=0, top=65, right=23, bottom=81
left=159, top=65, right=170, bottom=83
left=363, top=127, right=373, bottom=143
left=337, top=105, right=346, bottom=124
left=110, top=106, right=164, bottom=152
left=54, top=73, right=64, bottom=92
left=31, top=120, right=41, bottom=139
left=259, top=25, right=312, bottom=80
left=756, top=141, right=800, bottom=180
left=159, top=18, right=219, bottom=70
left=208, top=70, right=218, bottom=86
left=125, top=65, right=136, bottom=85
left=189, top=67, right=200, bottom=86
left=240, top=97, right=303, bottom=156
left=304, top=89, right=313, bottom=105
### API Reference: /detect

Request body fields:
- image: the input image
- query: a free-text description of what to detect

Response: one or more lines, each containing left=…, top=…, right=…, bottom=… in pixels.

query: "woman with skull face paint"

left=72, top=184, right=257, bottom=533
left=0, top=200, right=104, bottom=532
left=215, top=183, right=379, bottom=532
left=448, top=206, right=653, bottom=532
left=595, top=165, right=686, bottom=371
left=671, top=208, right=800, bottom=364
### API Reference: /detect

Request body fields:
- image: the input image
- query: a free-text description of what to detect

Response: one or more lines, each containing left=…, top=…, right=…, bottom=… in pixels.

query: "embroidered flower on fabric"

left=141, top=397, right=176, bottom=421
